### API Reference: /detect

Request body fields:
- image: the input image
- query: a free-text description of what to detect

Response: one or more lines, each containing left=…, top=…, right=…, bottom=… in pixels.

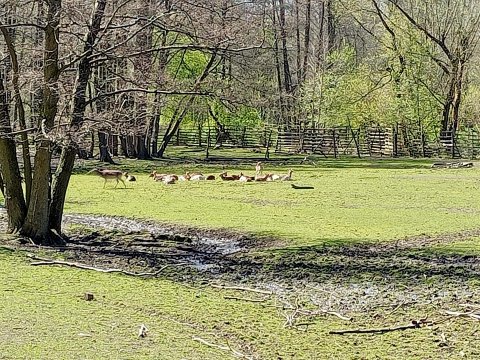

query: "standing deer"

left=255, top=161, right=263, bottom=175
left=88, top=169, right=126, bottom=188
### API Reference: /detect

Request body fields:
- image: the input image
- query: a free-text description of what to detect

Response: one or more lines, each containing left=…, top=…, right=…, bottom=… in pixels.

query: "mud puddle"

left=63, top=213, right=249, bottom=271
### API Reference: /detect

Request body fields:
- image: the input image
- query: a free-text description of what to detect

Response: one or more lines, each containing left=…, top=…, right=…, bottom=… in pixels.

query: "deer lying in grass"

left=88, top=169, right=126, bottom=188
left=185, top=172, right=205, bottom=181
left=280, top=169, right=293, bottom=181
left=271, top=169, right=293, bottom=181
left=239, top=173, right=254, bottom=182
left=123, top=172, right=136, bottom=181
left=149, top=171, right=167, bottom=181
left=220, top=172, right=241, bottom=181
left=255, top=173, right=273, bottom=182
left=162, top=175, right=177, bottom=184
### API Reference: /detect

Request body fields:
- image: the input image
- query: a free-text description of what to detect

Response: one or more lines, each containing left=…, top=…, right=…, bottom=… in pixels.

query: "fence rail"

left=172, top=125, right=480, bottom=159
left=94, top=124, right=480, bottom=159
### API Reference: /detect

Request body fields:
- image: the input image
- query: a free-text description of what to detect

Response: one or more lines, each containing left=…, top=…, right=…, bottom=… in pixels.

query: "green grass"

left=2, top=249, right=476, bottom=360
left=3, top=156, right=480, bottom=358
left=66, top=158, right=480, bottom=247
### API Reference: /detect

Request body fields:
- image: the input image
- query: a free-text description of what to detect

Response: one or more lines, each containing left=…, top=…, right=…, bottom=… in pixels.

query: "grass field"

left=2, top=155, right=480, bottom=359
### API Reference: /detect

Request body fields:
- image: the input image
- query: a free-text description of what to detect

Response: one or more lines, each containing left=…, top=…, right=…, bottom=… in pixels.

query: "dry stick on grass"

left=305, top=309, right=351, bottom=322
left=192, top=336, right=254, bottom=360
left=210, top=284, right=273, bottom=295
left=443, top=310, right=480, bottom=321
left=28, top=255, right=181, bottom=277
left=280, top=297, right=351, bottom=328
left=223, top=295, right=269, bottom=303
left=329, top=319, right=430, bottom=335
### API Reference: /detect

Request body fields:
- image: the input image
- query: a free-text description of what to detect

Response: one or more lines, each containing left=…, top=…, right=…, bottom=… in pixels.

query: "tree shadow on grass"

left=230, top=238, right=480, bottom=287
left=47, top=222, right=480, bottom=291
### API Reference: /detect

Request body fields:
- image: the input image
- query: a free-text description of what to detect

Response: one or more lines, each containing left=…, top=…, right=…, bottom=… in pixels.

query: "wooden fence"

left=170, top=125, right=480, bottom=159
left=93, top=124, right=480, bottom=159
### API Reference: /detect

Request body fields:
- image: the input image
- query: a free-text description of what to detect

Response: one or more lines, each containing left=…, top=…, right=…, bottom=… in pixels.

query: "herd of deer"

left=88, top=162, right=293, bottom=188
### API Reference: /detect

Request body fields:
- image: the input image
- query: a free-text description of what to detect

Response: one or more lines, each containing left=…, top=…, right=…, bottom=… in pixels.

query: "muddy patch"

left=3, top=210, right=480, bottom=314
left=62, top=213, right=262, bottom=272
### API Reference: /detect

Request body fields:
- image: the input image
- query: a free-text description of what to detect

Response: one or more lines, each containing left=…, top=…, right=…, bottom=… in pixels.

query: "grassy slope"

left=2, top=156, right=480, bottom=358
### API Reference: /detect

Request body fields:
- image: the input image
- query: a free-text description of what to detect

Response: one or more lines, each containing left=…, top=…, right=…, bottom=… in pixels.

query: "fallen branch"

left=211, top=284, right=273, bottom=295
left=443, top=310, right=480, bottom=321
left=224, top=295, right=268, bottom=303
left=28, top=255, right=178, bottom=277
left=329, top=319, right=430, bottom=335
left=192, top=336, right=254, bottom=360
left=312, top=310, right=351, bottom=322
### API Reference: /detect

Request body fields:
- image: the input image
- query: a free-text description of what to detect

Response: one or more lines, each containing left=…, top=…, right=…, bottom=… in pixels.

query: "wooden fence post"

left=205, top=128, right=211, bottom=159
left=393, top=124, right=398, bottom=157
left=198, top=123, right=202, bottom=147
left=332, top=128, right=337, bottom=159
left=265, top=130, right=272, bottom=160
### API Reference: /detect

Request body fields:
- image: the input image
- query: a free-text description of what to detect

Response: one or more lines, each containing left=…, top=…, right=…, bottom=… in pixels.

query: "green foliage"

left=384, top=15, right=443, bottom=138
left=302, top=46, right=394, bottom=128
left=167, top=47, right=209, bottom=80
left=300, top=20, right=445, bottom=139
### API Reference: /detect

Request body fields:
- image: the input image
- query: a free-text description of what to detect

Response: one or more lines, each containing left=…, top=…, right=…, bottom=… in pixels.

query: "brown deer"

left=219, top=172, right=236, bottom=181
left=88, top=169, right=126, bottom=188
left=149, top=171, right=167, bottom=181
left=280, top=169, right=293, bottom=181
left=255, top=173, right=273, bottom=182
left=239, top=173, right=254, bottom=182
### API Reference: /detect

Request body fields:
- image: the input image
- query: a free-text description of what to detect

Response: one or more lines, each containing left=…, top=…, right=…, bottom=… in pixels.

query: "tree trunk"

left=272, top=0, right=285, bottom=123
left=49, top=0, right=107, bottom=235
left=157, top=104, right=192, bottom=157
left=295, top=0, right=302, bottom=83
left=0, top=24, right=33, bottom=207
left=21, top=0, right=61, bottom=243
left=136, top=135, right=150, bottom=159
left=49, top=145, right=76, bottom=233
left=316, top=1, right=325, bottom=70
left=126, top=135, right=136, bottom=157
left=151, top=111, right=160, bottom=156
left=0, top=77, right=27, bottom=231
left=120, top=135, right=128, bottom=156
left=326, top=0, right=335, bottom=55
left=21, top=142, right=58, bottom=243
left=302, top=0, right=311, bottom=83
left=278, top=0, right=292, bottom=93
left=98, top=131, right=115, bottom=163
